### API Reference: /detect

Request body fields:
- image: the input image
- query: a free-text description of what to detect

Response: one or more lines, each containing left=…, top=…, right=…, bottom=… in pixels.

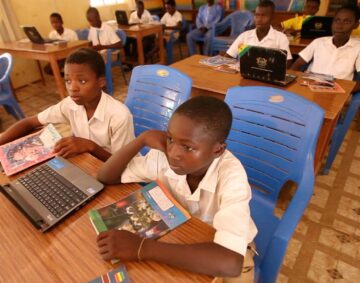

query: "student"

left=281, top=0, right=320, bottom=35
left=97, top=96, right=257, bottom=281
left=161, top=0, right=183, bottom=42
left=129, top=0, right=154, bottom=24
left=291, top=4, right=360, bottom=90
left=226, top=0, right=292, bottom=64
left=0, top=48, right=134, bottom=162
left=186, top=0, right=223, bottom=56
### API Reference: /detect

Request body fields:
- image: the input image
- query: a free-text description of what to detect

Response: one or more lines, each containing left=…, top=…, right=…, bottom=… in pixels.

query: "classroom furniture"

left=0, top=41, right=90, bottom=99
left=125, top=64, right=192, bottom=155
left=322, top=91, right=360, bottom=174
left=165, top=21, right=191, bottom=65
left=105, top=29, right=128, bottom=95
left=0, top=53, right=25, bottom=120
left=171, top=55, right=356, bottom=173
left=225, top=86, right=324, bottom=283
left=0, top=153, right=214, bottom=283
left=75, top=28, right=89, bottom=40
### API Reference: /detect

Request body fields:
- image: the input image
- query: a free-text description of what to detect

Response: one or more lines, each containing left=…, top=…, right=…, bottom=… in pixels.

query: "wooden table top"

left=171, top=55, right=355, bottom=120
left=0, top=154, right=214, bottom=283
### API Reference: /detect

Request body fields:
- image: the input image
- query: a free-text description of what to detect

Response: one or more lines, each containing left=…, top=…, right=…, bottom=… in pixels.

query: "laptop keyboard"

left=18, top=165, right=87, bottom=218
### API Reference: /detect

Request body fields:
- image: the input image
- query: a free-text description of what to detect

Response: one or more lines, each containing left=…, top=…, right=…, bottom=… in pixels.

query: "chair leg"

left=178, top=43, right=183, bottom=59
left=120, top=65, right=128, bottom=85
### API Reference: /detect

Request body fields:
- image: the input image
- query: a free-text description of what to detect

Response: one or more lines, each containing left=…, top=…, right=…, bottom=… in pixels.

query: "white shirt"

left=88, top=22, right=120, bottom=46
left=299, top=36, right=360, bottom=80
left=49, top=28, right=78, bottom=41
left=121, top=149, right=257, bottom=256
left=161, top=11, right=182, bottom=39
left=227, top=26, right=292, bottom=60
left=129, top=10, right=153, bottom=24
left=37, top=92, right=135, bottom=154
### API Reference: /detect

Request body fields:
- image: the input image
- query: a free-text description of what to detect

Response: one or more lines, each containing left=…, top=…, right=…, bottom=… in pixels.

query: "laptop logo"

left=256, top=57, right=268, bottom=69
left=314, top=22, right=323, bottom=30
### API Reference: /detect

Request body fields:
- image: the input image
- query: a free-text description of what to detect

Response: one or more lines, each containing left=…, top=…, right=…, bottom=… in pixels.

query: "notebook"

left=21, top=26, right=61, bottom=44
left=239, top=45, right=296, bottom=86
left=301, top=16, right=333, bottom=39
left=1, top=156, right=104, bottom=232
left=115, top=10, right=130, bottom=25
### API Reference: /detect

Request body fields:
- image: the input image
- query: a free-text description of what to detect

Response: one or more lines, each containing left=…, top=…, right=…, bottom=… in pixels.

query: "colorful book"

left=0, top=124, right=62, bottom=176
left=88, top=265, right=130, bottom=283
left=199, top=55, right=237, bottom=67
left=308, top=81, right=345, bottom=93
left=88, top=180, right=191, bottom=239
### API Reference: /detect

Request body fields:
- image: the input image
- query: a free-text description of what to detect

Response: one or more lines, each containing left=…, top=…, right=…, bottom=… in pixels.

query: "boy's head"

left=165, top=0, right=176, bottom=15
left=50, top=13, right=63, bottom=33
left=207, top=0, right=215, bottom=6
left=64, top=48, right=105, bottom=105
left=86, top=7, right=101, bottom=28
left=136, top=1, right=145, bottom=14
left=303, top=0, right=320, bottom=16
left=332, top=4, right=360, bottom=39
left=166, top=96, right=232, bottom=176
left=255, top=0, right=275, bottom=31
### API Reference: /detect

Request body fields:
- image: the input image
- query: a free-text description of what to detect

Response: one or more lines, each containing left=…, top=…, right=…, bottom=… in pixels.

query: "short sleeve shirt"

left=281, top=15, right=310, bottom=30
left=49, top=28, right=78, bottom=41
left=161, top=11, right=182, bottom=27
left=129, top=10, right=153, bottom=24
left=88, top=22, right=120, bottom=46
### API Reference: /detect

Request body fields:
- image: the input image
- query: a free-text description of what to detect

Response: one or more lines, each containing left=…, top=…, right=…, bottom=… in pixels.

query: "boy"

left=291, top=4, right=360, bottom=89
left=0, top=48, right=134, bottom=162
left=97, top=96, right=257, bottom=281
left=129, top=0, right=153, bottom=24
left=226, top=0, right=292, bottom=64
left=281, top=0, right=320, bottom=35
left=161, top=0, right=183, bottom=42
left=186, top=0, right=223, bottom=55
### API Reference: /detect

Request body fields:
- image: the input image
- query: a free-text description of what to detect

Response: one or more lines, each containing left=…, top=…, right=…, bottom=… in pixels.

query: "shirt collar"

left=328, top=36, right=355, bottom=48
left=248, top=26, right=276, bottom=42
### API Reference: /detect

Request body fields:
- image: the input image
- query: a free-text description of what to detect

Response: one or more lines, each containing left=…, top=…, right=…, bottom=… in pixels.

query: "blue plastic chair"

left=322, top=91, right=360, bottom=174
left=224, top=86, right=324, bottom=283
left=105, top=29, right=128, bottom=95
left=165, top=20, right=190, bottom=65
left=0, top=53, right=25, bottom=120
left=125, top=65, right=192, bottom=155
left=75, top=28, right=89, bottom=40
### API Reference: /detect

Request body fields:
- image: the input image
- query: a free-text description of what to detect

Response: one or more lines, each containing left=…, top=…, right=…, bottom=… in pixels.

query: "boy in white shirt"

left=129, top=0, right=153, bottom=24
left=226, top=0, right=292, bottom=65
left=97, top=96, right=257, bottom=282
left=161, top=0, right=182, bottom=42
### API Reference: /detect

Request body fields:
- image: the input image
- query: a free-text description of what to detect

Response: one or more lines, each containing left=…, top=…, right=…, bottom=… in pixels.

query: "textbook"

left=0, top=124, right=62, bottom=176
left=300, top=73, right=345, bottom=93
left=199, top=55, right=239, bottom=73
left=88, top=180, right=191, bottom=239
left=88, top=265, right=130, bottom=283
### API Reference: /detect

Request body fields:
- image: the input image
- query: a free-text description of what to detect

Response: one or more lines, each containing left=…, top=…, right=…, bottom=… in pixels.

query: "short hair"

left=336, top=4, right=360, bottom=22
left=136, top=1, right=144, bottom=7
left=173, top=96, right=233, bottom=142
left=86, top=7, right=100, bottom=16
left=65, top=48, right=105, bottom=77
left=306, top=0, right=321, bottom=6
left=258, top=0, right=275, bottom=11
left=50, top=12, right=62, bottom=21
left=165, top=0, right=176, bottom=7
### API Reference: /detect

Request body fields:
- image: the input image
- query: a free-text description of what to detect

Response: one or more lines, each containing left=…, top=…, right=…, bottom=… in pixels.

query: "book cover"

left=88, top=180, right=191, bottom=239
left=308, top=81, right=345, bottom=93
left=0, top=124, right=62, bottom=176
left=88, top=265, right=130, bottom=283
left=199, top=55, right=237, bottom=67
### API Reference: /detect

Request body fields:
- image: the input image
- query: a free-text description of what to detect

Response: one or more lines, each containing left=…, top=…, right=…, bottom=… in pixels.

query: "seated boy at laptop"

left=161, top=0, right=183, bottom=43
left=97, top=96, right=257, bottom=282
left=226, top=0, right=292, bottom=66
left=291, top=4, right=360, bottom=91
left=0, top=48, right=134, bottom=162
left=129, top=0, right=154, bottom=24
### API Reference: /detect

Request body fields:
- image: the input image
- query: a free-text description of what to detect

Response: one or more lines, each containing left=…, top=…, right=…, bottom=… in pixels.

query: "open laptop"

left=1, top=157, right=104, bottom=232
left=301, top=16, right=333, bottom=39
left=239, top=45, right=296, bottom=86
left=115, top=10, right=130, bottom=25
left=22, top=26, right=61, bottom=44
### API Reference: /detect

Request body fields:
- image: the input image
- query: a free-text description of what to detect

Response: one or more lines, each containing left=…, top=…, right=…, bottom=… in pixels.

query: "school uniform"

left=37, top=92, right=135, bottom=154
left=161, top=10, right=183, bottom=41
left=88, top=22, right=121, bottom=46
left=281, top=14, right=311, bottom=30
left=128, top=9, right=153, bottom=24
left=226, top=26, right=292, bottom=60
left=299, top=36, right=360, bottom=80
left=49, top=28, right=78, bottom=41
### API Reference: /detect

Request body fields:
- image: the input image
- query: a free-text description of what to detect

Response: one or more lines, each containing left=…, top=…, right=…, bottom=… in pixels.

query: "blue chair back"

left=75, top=28, right=89, bottom=40
left=225, top=86, right=324, bottom=282
left=229, top=10, right=254, bottom=37
left=115, top=29, right=127, bottom=45
left=125, top=65, right=192, bottom=155
left=0, top=53, right=25, bottom=120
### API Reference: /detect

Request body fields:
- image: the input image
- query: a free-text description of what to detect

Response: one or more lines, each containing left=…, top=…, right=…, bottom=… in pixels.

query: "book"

left=88, top=180, right=191, bottom=239
left=308, top=81, right=345, bottom=93
left=0, top=124, right=62, bottom=176
left=88, top=265, right=130, bottom=283
left=199, top=55, right=239, bottom=73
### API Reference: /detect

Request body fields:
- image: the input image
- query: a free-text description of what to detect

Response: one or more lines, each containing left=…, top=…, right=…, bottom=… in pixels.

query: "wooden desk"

left=289, top=37, right=312, bottom=54
left=0, top=154, right=214, bottom=283
left=171, top=55, right=356, bottom=173
left=0, top=41, right=89, bottom=99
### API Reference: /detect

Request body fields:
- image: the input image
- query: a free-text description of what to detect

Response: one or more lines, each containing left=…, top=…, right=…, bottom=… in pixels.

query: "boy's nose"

left=167, top=144, right=182, bottom=160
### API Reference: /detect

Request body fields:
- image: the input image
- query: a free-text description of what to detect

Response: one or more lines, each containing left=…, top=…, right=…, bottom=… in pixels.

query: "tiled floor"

left=1, top=46, right=360, bottom=282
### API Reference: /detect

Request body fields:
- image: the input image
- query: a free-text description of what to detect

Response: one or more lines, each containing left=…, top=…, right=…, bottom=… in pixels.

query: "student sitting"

left=226, top=0, right=292, bottom=65
left=0, top=48, right=134, bottom=162
left=291, top=4, right=360, bottom=91
left=161, top=0, right=182, bottom=43
left=186, top=0, right=223, bottom=56
left=129, top=0, right=153, bottom=24
left=281, top=0, right=320, bottom=36
left=97, top=96, right=257, bottom=281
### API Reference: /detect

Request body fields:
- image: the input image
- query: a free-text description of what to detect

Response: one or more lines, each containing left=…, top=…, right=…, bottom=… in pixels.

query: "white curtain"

left=0, top=0, right=22, bottom=43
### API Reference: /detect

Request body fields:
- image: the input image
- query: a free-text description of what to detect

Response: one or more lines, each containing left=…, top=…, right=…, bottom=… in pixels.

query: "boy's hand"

left=199, top=27, right=208, bottom=33
left=140, top=130, right=167, bottom=152
left=93, top=44, right=104, bottom=51
left=97, top=230, right=142, bottom=261
left=54, top=137, right=96, bottom=158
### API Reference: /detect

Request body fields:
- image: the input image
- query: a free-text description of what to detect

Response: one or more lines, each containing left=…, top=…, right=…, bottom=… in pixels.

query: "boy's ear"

left=213, top=142, right=226, bottom=157
left=98, top=76, right=106, bottom=88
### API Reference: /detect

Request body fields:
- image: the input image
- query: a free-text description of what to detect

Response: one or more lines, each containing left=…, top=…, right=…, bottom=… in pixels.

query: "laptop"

left=22, top=26, right=61, bottom=44
left=301, top=16, right=333, bottom=39
left=115, top=10, right=130, bottom=25
left=1, top=157, right=104, bottom=232
left=239, top=45, right=296, bottom=86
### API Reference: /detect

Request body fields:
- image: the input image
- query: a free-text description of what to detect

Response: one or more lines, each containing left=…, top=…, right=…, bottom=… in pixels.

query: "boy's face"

left=64, top=63, right=105, bottom=105
left=50, top=16, right=63, bottom=32
left=254, top=6, right=273, bottom=30
left=303, top=1, right=319, bottom=15
left=137, top=3, right=144, bottom=15
left=165, top=4, right=176, bottom=15
left=87, top=12, right=101, bottom=28
left=332, top=9, right=359, bottom=38
left=165, top=113, right=225, bottom=176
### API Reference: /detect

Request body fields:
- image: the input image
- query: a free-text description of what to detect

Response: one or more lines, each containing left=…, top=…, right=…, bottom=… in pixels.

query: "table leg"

left=49, top=56, right=67, bottom=99
left=158, top=29, right=165, bottom=65
left=36, top=60, right=46, bottom=86
left=136, top=35, right=145, bottom=65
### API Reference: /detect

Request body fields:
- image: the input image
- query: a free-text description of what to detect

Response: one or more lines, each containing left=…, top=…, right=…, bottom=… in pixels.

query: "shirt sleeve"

left=196, top=6, right=205, bottom=28
left=48, top=30, right=56, bottom=39
left=129, top=12, right=138, bottom=24
left=104, top=25, right=121, bottom=44
left=355, top=47, right=360, bottom=73
left=226, top=33, right=244, bottom=58
left=69, top=29, right=79, bottom=41
left=299, top=39, right=317, bottom=63
left=37, top=99, right=69, bottom=125
left=160, top=13, right=167, bottom=24
left=281, top=17, right=295, bottom=30
left=88, top=28, right=96, bottom=44
left=278, top=33, right=293, bottom=60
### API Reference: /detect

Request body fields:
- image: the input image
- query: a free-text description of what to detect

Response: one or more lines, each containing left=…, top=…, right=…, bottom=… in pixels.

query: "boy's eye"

left=79, top=79, right=87, bottom=84
left=65, top=79, right=71, bottom=84
left=183, top=145, right=193, bottom=152
left=166, top=136, right=173, bottom=143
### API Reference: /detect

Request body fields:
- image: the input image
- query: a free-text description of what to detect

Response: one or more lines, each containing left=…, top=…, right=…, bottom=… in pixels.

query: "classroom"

left=0, top=0, right=359, bottom=282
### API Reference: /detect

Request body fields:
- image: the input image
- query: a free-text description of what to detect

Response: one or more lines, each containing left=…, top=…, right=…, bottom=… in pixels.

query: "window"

left=90, top=0, right=125, bottom=7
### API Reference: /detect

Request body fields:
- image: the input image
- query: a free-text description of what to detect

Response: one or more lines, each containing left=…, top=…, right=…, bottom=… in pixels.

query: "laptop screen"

left=301, top=16, right=333, bottom=39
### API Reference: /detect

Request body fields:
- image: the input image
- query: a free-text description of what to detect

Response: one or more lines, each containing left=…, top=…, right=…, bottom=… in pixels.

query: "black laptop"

left=239, top=45, right=296, bottom=86
left=301, top=16, right=333, bottom=39
left=115, top=10, right=130, bottom=25
left=22, top=26, right=61, bottom=44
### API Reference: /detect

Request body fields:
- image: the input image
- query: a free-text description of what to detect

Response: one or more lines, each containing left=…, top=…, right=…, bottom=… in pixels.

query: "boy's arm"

left=93, top=41, right=124, bottom=51
left=291, top=56, right=307, bottom=71
left=0, top=116, right=42, bottom=145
